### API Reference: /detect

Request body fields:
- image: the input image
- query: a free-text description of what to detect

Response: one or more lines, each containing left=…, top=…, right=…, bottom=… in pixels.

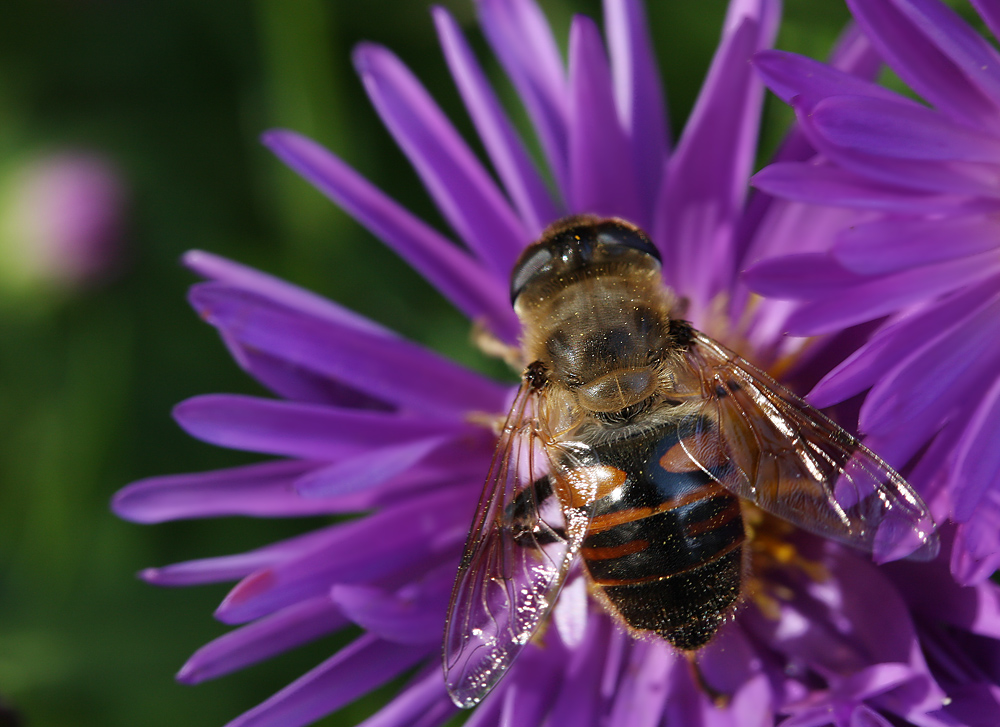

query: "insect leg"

left=506, top=476, right=566, bottom=545
left=684, top=651, right=729, bottom=707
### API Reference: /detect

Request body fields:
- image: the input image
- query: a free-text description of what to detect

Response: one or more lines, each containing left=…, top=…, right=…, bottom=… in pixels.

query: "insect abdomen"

left=577, top=422, right=746, bottom=650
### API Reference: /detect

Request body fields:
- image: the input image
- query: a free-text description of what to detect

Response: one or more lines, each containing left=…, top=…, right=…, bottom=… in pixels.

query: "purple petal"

left=432, top=7, right=560, bottom=236
left=173, top=394, right=467, bottom=460
left=656, top=4, right=777, bottom=305
left=293, top=437, right=448, bottom=498
left=114, top=460, right=341, bottom=523
left=495, top=643, right=566, bottom=727
left=750, top=162, right=995, bottom=213
left=811, top=94, right=1000, bottom=162
left=544, top=618, right=607, bottom=727
left=607, top=641, right=674, bottom=727
left=330, top=564, right=452, bottom=645
left=225, top=635, right=429, bottom=727
left=971, top=0, right=1000, bottom=42
left=952, top=497, right=1000, bottom=585
left=215, top=488, right=468, bottom=623
left=724, top=677, right=774, bottom=727
left=604, top=0, right=669, bottom=223
left=833, top=662, right=945, bottom=723
left=862, top=290, right=1000, bottom=432
left=886, top=550, right=1000, bottom=640
left=355, top=667, right=455, bottom=727
left=566, top=15, right=642, bottom=224
left=890, top=0, right=1000, bottom=116
left=787, top=252, right=1000, bottom=335
left=749, top=547, right=920, bottom=672
left=184, top=250, right=385, bottom=334
left=551, top=576, right=588, bottom=649
left=189, top=283, right=509, bottom=416
left=809, top=279, right=1000, bottom=407
left=794, top=99, right=1000, bottom=198
left=952, top=375, right=1000, bottom=521
left=477, top=0, right=569, bottom=195
left=743, top=253, right=863, bottom=298
left=177, top=596, right=346, bottom=684
left=260, top=132, right=518, bottom=341
left=834, top=214, right=1000, bottom=275
left=938, top=684, right=1000, bottom=727
left=140, top=526, right=342, bottom=587
left=847, top=0, right=1000, bottom=129
left=754, top=49, right=901, bottom=109
left=600, top=628, right=629, bottom=699
left=353, top=43, right=528, bottom=278
left=219, top=344, right=392, bottom=409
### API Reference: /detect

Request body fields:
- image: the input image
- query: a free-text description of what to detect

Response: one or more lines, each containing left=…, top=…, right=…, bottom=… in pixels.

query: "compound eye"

left=510, top=244, right=553, bottom=303
left=594, top=220, right=662, bottom=264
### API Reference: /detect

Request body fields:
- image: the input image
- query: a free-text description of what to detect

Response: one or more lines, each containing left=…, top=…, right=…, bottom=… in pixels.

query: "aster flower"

left=0, top=151, right=125, bottom=296
left=113, top=0, right=997, bottom=725
left=749, top=0, right=1000, bottom=591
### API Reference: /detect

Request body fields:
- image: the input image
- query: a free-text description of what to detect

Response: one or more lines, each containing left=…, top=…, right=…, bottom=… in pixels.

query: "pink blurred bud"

left=1, top=151, right=126, bottom=291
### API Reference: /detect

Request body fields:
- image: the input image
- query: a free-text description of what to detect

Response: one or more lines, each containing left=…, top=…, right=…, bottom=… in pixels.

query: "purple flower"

left=0, top=151, right=126, bottom=293
left=114, top=0, right=1000, bottom=725
left=749, top=0, right=1000, bottom=591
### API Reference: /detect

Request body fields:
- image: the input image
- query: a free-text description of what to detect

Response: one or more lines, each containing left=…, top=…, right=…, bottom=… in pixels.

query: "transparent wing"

left=668, top=332, right=938, bottom=562
left=443, top=381, right=594, bottom=708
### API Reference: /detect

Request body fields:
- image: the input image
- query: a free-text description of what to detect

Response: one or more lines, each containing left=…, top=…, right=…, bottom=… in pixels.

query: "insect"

left=443, top=216, right=938, bottom=708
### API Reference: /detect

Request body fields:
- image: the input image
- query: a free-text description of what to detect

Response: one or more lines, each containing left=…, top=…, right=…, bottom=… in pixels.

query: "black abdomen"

left=579, top=420, right=746, bottom=650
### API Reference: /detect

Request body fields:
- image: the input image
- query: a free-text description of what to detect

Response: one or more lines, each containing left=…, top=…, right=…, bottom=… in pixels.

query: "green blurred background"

left=0, top=1, right=853, bottom=725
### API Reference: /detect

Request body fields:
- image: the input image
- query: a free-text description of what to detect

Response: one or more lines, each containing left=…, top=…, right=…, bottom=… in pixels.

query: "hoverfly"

left=443, top=216, right=938, bottom=708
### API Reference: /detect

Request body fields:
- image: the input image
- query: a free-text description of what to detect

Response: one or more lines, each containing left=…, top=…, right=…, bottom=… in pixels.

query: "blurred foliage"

left=0, top=1, right=845, bottom=725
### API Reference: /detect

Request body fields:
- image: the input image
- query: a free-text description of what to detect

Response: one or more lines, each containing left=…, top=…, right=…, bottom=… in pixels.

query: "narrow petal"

left=219, top=344, right=392, bottom=409
left=189, top=282, right=509, bottom=416
left=604, top=0, right=669, bottom=221
left=886, top=552, right=1000, bottom=640
left=886, top=0, right=1000, bottom=118
left=567, top=15, right=642, bottom=224
left=356, top=667, right=455, bottom=727
left=743, top=253, right=864, bottom=298
left=225, top=635, right=429, bottom=727
left=173, top=394, right=467, bottom=460
left=809, top=279, right=999, bottom=407
left=496, top=644, right=565, bottom=727
left=951, top=375, right=1000, bottom=521
left=140, top=526, right=342, bottom=587
left=545, top=619, right=608, bottom=727
left=953, top=496, right=1000, bottom=585
left=114, top=460, right=339, bottom=523
left=754, top=49, right=901, bottom=109
left=751, top=162, right=992, bottom=213
left=330, top=564, right=452, bottom=645
left=655, top=2, right=782, bottom=305
left=607, top=641, right=674, bottom=727
left=795, top=99, right=1000, bottom=198
left=811, top=94, right=1000, bottom=162
left=847, top=0, right=1000, bottom=129
left=862, top=290, right=1000, bottom=433
left=353, top=43, right=528, bottom=278
left=177, top=597, right=346, bottom=684
left=734, top=25, right=881, bottom=280
left=834, top=215, right=1000, bottom=275
left=183, top=249, right=385, bottom=334
left=293, top=437, right=448, bottom=499
left=215, top=488, right=468, bottom=624
left=260, top=132, right=518, bottom=341
left=971, top=0, right=1000, bottom=43
left=433, top=7, right=560, bottom=236
left=786, top=252, right=1000, bottom=335
left=477, top=0, right=569, bottom=194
